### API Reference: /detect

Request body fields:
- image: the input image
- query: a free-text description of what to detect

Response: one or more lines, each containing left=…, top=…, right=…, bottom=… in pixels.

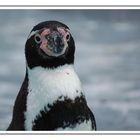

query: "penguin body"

left=7, top=21, right=96, bottom=131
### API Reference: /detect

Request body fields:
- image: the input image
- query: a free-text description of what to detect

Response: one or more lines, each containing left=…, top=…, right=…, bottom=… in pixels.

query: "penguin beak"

left=46, top=32, right=65, bottom=54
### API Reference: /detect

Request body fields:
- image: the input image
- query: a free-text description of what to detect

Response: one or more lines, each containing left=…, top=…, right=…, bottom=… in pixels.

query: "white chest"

left=24, top=64, right=83, bottom=130
left=56, top=120, right=93, bottom=131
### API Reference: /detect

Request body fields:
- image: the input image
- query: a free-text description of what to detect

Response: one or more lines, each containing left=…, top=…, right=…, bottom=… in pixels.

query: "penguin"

left=7, top=21, right=96, bottom=131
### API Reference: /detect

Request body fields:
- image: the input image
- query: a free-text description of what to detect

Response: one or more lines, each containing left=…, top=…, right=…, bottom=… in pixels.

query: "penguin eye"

left=66, top=33, right=70, bottom=41
left=34, top=34, right=42, bottom=44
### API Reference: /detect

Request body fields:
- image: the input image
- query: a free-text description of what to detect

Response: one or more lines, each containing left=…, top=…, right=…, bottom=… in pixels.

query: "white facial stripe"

left=24, top=64, right=83, bottom=130
left=28, top=28, right=70, bottom=40
left=28, top=30, right=39, bottom=39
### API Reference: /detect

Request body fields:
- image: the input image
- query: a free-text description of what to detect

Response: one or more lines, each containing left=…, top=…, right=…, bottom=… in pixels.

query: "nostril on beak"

left=54, top=35, right=64, bottom=47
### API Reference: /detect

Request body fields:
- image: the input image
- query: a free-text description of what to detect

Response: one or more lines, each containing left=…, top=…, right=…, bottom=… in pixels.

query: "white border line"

left=0, top=131, right=140, bottom=135
left=0, top=5, right=140, bottom=9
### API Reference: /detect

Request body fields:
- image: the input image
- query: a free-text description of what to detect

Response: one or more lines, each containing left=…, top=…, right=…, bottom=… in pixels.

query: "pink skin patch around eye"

left=57, top=27, right=66, bottom=36
left=57, top=27, right=70, bottom=42
left=57, top=27, right=70, bottom=37
left=40, top=28, right=50, bottom=37
left=39, top=29, right=50, bottom=51
left=57, top=27, right=70, bottom=41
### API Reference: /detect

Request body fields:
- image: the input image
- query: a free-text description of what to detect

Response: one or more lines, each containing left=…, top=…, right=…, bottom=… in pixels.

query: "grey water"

left=0, top=10, right=140, bottom=130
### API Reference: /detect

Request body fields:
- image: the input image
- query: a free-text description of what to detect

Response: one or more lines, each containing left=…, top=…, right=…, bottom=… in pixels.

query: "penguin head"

left=25, top=21, right=75, bottom=69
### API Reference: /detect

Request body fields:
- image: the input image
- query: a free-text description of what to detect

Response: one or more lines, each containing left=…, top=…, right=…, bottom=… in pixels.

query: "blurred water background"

left=0, top=10, right=140, bottom=130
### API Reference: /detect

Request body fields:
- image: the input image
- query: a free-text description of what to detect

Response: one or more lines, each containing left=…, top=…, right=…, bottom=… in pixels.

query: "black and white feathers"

left=7, top=21, right=96, bottom=131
